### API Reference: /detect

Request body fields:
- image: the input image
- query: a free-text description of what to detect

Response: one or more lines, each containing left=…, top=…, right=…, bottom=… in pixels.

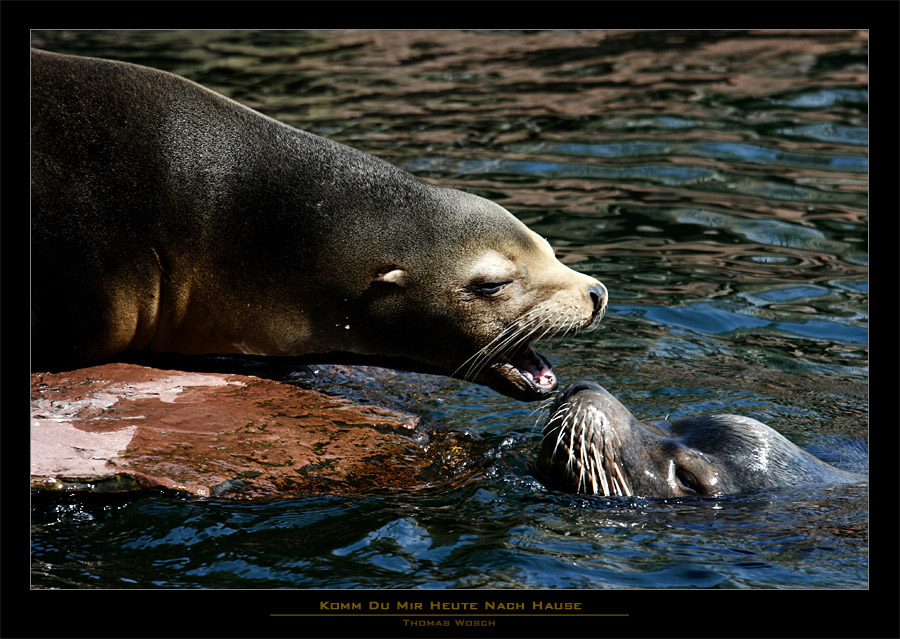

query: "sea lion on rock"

left=30, top=49, right=606, bottom=401
left=535, top=381, right=863, bottom=497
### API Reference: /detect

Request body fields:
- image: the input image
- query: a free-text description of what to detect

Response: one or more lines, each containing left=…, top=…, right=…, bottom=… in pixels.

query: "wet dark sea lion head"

left=536, top=381, right=862, bottom=497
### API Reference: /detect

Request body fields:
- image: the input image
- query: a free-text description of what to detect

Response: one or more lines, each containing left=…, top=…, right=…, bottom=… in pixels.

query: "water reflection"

left=31, top=29, right=867, bottom=590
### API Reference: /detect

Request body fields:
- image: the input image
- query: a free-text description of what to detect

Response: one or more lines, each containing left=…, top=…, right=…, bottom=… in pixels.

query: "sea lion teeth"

left=495, top=345, right=557, bottom=393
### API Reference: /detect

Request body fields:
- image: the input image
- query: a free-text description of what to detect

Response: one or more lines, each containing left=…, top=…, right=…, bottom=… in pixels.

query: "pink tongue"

left=516, top=349, right=555, bottom=387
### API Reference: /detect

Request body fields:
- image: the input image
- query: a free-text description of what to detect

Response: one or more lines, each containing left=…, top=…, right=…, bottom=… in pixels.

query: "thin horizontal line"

left=271, top=613, right=629, bottom=617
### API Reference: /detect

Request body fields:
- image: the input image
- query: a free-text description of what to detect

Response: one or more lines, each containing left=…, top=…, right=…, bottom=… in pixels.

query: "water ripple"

left=30, top=28, right=867, bottom=592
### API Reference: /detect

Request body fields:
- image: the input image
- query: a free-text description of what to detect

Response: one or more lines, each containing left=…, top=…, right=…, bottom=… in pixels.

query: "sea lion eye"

left=471, top=279, right=513, bottom=296
left=674, top=466, right=700, bottom=495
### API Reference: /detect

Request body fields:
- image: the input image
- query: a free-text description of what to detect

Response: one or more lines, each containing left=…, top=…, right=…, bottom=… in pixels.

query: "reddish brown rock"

left=30, top=363, right=481, bottom=499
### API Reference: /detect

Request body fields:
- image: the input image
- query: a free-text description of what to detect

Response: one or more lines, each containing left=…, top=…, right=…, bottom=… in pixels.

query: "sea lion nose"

left=588, top=280, right=607, bottom=315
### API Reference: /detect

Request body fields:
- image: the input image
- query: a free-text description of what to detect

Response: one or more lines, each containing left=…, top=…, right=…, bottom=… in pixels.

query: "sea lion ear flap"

left=373, top=267, right=407, bottom=287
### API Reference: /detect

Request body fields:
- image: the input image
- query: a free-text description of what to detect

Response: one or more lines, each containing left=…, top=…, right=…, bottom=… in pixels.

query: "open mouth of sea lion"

left=484, top=342, right=558, bottom=401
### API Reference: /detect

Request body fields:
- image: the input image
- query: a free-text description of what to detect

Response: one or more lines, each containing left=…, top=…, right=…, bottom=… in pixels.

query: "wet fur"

left=536, top=382, right=863, bottom=497
left=31, top=49, right=605, bottom=400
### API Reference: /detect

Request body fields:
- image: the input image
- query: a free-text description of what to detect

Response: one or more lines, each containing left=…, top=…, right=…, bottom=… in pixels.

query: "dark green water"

left=30, top=30, right=867, bottom=591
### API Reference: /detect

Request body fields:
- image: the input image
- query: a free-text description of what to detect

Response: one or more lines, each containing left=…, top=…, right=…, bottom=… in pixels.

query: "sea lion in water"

left=30, top=49, right=606, bottom=401
left=535, top=381, right=863, bottom=497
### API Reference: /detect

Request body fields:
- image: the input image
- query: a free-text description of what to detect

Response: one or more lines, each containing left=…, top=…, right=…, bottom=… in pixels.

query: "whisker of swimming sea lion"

left=569, top=410, right=588, bottom=493
left=530, top=394, right=559, bottom=433
left=539, top=401, right=573, bottom=446
left=548, top=402, right=576, bottom=469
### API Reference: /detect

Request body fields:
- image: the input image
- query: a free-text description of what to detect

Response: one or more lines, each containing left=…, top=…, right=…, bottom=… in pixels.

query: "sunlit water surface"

left=31, top=29, right=867, bottom=590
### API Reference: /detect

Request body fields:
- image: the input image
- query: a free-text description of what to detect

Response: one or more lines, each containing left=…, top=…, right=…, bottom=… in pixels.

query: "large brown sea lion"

left=30, top=49, right=606, bottom=401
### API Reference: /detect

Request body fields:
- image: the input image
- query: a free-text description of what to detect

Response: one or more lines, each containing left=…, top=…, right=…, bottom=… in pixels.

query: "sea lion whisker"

left=456, top=317, right=537, bottom=375
left=587, top=417, right=596, bottom=494
left=546, top=409, right=573, bottom=465
left=587, top=452, right=598, bottom=495
left=610, top=474, right=622, bottom=497
left=530, top=309, right=572, bottom=346
left=542, top=400, right=573, bottom=422
left=498, top=308, right=556, bottom=354
left=578, top=413, right=589, bottom=493
left=614, top=461, right=632, bottom=497
left=460, top=303, right=592, bottom=388
left=564, top=405, right=583, bottom=475
left=535, top=313, right=579, bottom=341
left=586, top=445, right=597, bottom=495
left=530, top=394, right=558, bottom=422
left=544, top=311, right=576, bottom=341
left=549, top=314, right=572, bottom=342
left=599, top=412, right=618, bottom=496
left=541, top=426, right=560, bottom=455
left=539, top=402, right=572, bottom=440
left=589, top=411, right=612, bottom=497
left=591, top=441, right=610, bottom=497
left=455, top=310, right=548, bottom=382
left=548, top=402, right=580, bottom=464
left=503, top=312, right=555, bottom=354
left=535, top=395, right=557, bottom=412
left=458, top=308, right=546, bottom=374
left=530, top=404, right=554, bottom=434
left=506, top=304, right=584, bottom=356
